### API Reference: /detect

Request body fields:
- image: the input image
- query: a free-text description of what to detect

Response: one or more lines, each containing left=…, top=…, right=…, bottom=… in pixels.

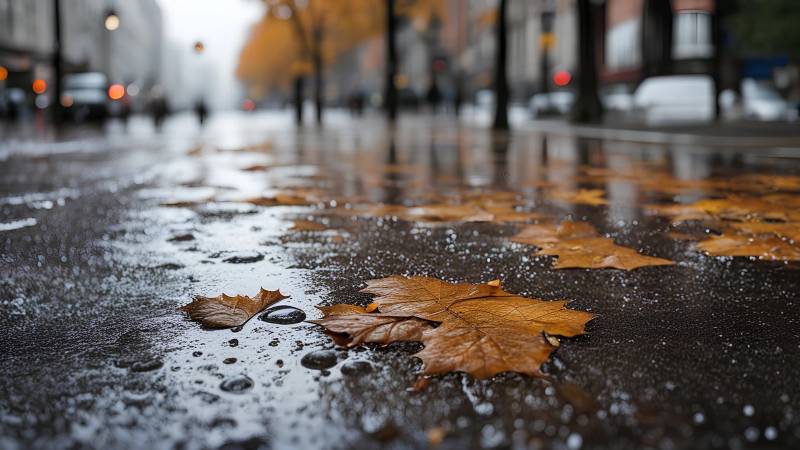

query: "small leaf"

left=290, top=219, right=327, bottom=231
left=180, top=288, right=288, bottom=328
left=513, top=222, right=673, bottom=270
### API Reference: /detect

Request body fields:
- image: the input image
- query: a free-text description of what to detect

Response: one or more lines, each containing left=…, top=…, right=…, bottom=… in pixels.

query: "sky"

left=157, top=0, right=265, bottom=109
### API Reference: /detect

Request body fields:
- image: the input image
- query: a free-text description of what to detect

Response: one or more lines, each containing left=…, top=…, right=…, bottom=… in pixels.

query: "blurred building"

left=601, top=0, right=715, bottom=86
left=438, top=0, right=578, bottom=100
left=0, top=0, right=163, bottom=116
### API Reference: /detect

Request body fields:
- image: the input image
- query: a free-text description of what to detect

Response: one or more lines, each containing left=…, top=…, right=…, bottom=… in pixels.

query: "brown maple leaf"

left=648, top=195, right=800, bottom=224
left=513, top=221, right=673, bottom=270
left=180, top=288, right=288, bottom=328
left=353, top=276, right=596, bottom=379
left=696, top=234, right=800, bottom=261
left=727, top=222, right=800, bottom=243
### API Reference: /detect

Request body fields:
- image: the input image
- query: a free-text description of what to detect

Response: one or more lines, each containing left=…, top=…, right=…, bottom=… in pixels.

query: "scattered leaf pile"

left=180, top=288, right=288, bottom=328
left=646, top=193, right=800, bottom=261
left=337, top=191, right=543, bottom=224
left=311, top=276, right=595, bottom=379
left=512, top=221, right=674, bottom=270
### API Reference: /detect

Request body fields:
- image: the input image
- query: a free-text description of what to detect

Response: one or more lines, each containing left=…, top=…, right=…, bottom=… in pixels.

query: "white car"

left=633, top=75, right=715, bottom=124
left=740, top=79, right=789, bottom=121
left=529, top=91, right=575, bottom=118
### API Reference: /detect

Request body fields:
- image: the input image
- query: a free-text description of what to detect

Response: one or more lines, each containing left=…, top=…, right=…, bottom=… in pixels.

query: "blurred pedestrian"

left=427, top=81, right=442, bottom=113
left=195, top=99, right=208, bottom=125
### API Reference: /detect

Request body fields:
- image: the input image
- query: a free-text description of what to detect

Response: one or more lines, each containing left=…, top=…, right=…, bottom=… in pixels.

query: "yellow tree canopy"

left=237, top=0, right=385, bottom=91
left=237, top=0, right=447, bottom=94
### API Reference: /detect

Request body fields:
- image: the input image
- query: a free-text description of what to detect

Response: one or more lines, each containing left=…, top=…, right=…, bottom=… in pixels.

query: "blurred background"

left=1, top=0, right=799, bottom=130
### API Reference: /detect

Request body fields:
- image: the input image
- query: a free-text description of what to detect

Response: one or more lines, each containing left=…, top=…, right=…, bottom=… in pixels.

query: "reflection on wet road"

left=1, top=111, right=799, bottom=449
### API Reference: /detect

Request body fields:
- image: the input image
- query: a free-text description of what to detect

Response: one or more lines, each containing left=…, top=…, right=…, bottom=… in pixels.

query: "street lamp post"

left=52, top=0, right=63, bottom=124
left=104, top=8, right=119, bottom=88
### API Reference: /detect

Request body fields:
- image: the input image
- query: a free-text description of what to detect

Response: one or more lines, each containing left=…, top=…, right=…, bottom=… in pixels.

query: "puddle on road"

left=94, top=121, right=800, bottom=449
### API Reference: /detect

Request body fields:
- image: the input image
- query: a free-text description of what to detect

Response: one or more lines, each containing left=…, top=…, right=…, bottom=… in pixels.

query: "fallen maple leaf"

left=180, top=288, right=288, bottom=328
left=364, top=276, right=595, bottom=378
left=513, top=222, right=673, bottom=270
left=647, top=195, right=800, bottom=224
left=696, top=234, right=800, bottom=261
left=311, top=277, right=595, bottom=379
left=727, top=222, right=800, bottom=243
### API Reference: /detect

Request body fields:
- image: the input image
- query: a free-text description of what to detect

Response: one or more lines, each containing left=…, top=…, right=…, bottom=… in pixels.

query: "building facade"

left=0, top=0, right=163, bottom=114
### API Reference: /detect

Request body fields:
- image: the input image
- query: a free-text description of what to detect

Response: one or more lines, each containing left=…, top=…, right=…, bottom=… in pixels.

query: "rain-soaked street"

left=2, top=111, right=800, bottom=450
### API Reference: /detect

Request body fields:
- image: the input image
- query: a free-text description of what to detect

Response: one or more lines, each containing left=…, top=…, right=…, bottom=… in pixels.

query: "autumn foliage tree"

left=238, top=0, right=382, bottom=125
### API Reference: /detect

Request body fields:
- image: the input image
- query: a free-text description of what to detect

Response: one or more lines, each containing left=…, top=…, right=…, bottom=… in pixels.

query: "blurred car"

left=602, top=84, right=634, bottom=112
left=0, top=87, right=27, bottom=119
left=633, top=75, right=714, bottom=124
left=740, top=78, right=789, bottom=121
left=61, top=72, right=130, bottom=120
left=61, top=72, right=109, bottom=120
left=529, top=91, right=574, bottom=118
left=475, top=89, right=495, bottom=110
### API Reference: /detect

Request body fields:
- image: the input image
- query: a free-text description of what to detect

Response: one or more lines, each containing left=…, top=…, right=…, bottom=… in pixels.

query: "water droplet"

left=223, top=357, right=237, bottom=364
left=301, top=349, right=337, bottom=370
left=259, top=306, right=306, bottom=324
left=220, top=374, right=254, bottom=393
left=340, top=360, right=372, bottom=376
left=764, top=426, right=778, bottom=440
left=223, top=251, right=264, bottom=264
left=130, top=358, right=163, bottom=373
left=566, top=433, right=583, bottom=450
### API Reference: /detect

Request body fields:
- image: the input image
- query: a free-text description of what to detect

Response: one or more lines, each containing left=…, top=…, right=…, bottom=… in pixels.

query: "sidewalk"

left=520, top=118, right=800, bottom=148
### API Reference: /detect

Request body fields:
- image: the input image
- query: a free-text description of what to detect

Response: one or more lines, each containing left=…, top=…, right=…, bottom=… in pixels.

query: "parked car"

left=61, top=72, right=129, bottom=121
left=740, top=78, right=789, bottom=121
left=529, top=91, right=575, bottom=118
left=475, top=89, right=495, bottom=110
left=633, top=75, right=714, bottom=124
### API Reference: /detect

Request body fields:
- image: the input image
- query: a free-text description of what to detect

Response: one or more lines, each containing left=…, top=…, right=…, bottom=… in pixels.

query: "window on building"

left=673, top=11, right=713, bottom=59
left=606, top=19, right=641, bottom=70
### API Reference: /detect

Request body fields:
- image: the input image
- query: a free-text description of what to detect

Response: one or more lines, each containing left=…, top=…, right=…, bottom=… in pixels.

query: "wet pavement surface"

left=1, top=112, right=799, bottom=450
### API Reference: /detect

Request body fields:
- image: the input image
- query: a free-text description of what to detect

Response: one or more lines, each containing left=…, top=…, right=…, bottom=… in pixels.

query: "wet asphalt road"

left=1, top=111, right=800, bottom=450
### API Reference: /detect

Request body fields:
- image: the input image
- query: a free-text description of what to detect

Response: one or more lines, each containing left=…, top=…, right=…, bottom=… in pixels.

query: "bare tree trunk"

left=570, top=0, right=603, bottom=123
left=313, top=26, right=324, bottom=125
left=385, top=0, right=398, bottom=122
left=711, top=4, right=723, bottom=121
left=294, top=76, right=304, bottom=125
left=493, top=0, right=509, bottom=130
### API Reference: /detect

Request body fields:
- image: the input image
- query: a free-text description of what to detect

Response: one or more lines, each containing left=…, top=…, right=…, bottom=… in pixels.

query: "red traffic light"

left=553, top=70, right=572, bottom=87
